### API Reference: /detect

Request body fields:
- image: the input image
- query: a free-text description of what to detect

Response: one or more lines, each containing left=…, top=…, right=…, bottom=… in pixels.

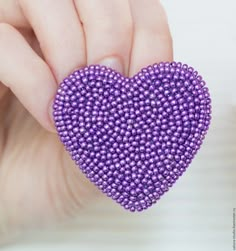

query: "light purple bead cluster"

left=53, top=62, right=211, bottom=212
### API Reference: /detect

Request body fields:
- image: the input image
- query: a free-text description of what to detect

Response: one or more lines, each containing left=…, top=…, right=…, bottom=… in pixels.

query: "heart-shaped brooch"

left=53, top=62, right=211, bottom=212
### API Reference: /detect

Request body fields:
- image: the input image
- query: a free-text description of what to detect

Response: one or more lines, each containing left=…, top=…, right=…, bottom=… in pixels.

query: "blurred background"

left=1, top=0, right=236, bottom=250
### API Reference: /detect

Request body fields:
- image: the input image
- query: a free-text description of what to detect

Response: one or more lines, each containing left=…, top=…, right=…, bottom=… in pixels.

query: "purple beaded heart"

left=53, top=62, right=211, bottom=212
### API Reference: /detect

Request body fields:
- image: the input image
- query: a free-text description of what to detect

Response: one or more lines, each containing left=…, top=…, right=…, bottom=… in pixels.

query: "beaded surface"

left=53, top=62, right=211, bottom=212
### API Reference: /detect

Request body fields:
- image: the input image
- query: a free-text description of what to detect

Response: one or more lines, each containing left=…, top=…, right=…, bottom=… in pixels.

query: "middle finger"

left=75, top=0, right=133, bottom=75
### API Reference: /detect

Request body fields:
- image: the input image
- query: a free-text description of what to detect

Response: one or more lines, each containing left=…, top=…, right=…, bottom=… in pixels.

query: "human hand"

left=0, top=0, right=172, bottom=234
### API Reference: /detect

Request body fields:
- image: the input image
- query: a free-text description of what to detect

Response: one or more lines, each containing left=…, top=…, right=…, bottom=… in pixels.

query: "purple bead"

left=53, top=62, right=212, bottom=212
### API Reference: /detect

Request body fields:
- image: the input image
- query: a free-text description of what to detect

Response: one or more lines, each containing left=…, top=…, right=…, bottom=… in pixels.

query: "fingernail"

left=98, top=56, right=124, bottom=74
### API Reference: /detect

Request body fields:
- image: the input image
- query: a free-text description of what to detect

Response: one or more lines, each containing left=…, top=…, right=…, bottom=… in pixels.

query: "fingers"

left=0, top=23, right=56, bottom=131
left=75, top=0, right=133, bottom=75
left=129, top=0, right=173, bottom=76
left=2, top=0, right=172, bottom=80
left=19, top=0, right=86, bottom=82
left=0, top=0, right=29, bottom=28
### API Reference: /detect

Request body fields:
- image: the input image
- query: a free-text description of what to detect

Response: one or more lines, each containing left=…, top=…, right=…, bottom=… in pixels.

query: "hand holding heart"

left=54, top=63, right=211, bottom=212
left=0, top=0, right=173, bottom=232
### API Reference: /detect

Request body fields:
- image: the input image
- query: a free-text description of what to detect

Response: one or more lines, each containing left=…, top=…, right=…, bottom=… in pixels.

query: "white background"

left=2, top=0, right=236, bottom=250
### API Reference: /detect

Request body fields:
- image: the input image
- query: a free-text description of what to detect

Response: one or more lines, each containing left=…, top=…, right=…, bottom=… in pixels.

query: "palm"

left=0, top=90, right=97, bottom=230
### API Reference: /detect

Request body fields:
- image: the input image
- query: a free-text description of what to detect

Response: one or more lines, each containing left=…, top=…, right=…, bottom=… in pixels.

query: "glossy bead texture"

left=53, top=62, right=211, bottom=212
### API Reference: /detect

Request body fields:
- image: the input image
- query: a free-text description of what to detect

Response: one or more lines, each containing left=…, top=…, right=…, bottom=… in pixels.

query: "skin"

left=0, top=0, right=173, bottom=233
